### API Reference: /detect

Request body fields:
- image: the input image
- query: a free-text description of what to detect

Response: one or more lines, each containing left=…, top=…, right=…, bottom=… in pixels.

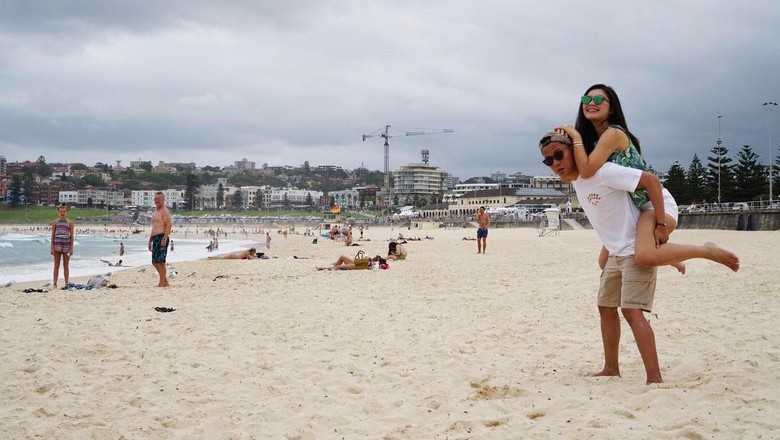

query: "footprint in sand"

left=469, top=380, right=527, bottom=400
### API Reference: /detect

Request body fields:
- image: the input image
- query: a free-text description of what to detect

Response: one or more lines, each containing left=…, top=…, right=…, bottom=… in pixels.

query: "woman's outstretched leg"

left=634, top=211, right=739, bottom=271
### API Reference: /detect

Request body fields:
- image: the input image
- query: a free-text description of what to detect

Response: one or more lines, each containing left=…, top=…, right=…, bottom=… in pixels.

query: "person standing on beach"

left=51, top=203, right=75, bottom=289
left=148, top=192, right=172, bottom=287
left=119, top=242, right=125, bottom=256
left=540, top=130, right=738, bottom=384
left=266, top=232, right=272, bottom=250
left=475, top=206, right=490, bottom=254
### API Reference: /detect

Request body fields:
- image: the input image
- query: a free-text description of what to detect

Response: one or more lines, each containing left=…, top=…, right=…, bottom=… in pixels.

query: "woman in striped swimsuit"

left=51, top=203, right=75, bottom=288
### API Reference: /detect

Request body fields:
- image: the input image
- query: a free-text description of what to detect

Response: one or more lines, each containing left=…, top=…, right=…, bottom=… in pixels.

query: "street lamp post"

left=765, top=102, right=778, bottom=202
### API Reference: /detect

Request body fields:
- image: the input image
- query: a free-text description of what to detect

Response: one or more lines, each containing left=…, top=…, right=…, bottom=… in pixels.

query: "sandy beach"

left=0, top=225, right=778, bottom=439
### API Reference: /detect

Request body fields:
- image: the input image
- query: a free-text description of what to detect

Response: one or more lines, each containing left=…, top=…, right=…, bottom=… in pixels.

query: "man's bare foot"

left=671, top=262, right=686, bottom=274
left=589, top=368, right=621, bottom=378
left=704, top=242, right=740, bottom=271
left=646, top=376, right=663, bottom=385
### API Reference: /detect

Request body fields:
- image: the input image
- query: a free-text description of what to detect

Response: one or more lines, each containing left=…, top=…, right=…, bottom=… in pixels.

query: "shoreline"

left=0, top=223, right=265, bottom=286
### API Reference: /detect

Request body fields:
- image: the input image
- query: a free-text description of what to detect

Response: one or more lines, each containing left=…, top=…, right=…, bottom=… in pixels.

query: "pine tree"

left=22, top=173, right=37, bottom=206
left=685, top=154, right=707, bottom=204
left=772, top=146, right=780, bottom=200
left=664, top=162, right=688, bottom=204
left=184, top=173, right=201, bottom=210
left=705, top=143, right=734, bottom=203
left=232, top=189, right=243, bottom=209
left=733, top=144, right=767, bottom=201
left=254, top=189, right=264, bottom=209
left=216, top=183, right=224, bottom=208
left=9, top=175, right=23, bottom=207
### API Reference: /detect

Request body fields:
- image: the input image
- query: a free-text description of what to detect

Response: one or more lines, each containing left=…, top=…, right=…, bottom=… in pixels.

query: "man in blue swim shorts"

left=148, top=192, right=172, bottom=287
left=476, top=206, right=490, bottom=254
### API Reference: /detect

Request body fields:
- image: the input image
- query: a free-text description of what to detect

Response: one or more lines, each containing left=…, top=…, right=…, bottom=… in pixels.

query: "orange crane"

left=361, top=124, right=454, bottom=191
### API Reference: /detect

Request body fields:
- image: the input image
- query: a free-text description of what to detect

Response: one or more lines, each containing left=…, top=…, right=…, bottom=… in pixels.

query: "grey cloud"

left=0, top=1, right=778, bottom=179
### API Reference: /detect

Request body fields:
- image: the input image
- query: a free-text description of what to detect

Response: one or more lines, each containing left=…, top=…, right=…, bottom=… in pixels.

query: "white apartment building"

left=240, top=186, right=267, bottom=208
left=77, top=188, right=107, bottom=206
left=264, top=188, right=323, bottom=207
left=329, top=189, right=360, bottom=208
left=198, top=178, right=235, bottom=209
left=59, top=191, right=78, bottom=205
left=131, top=189, right=184, bottom=208
left=392, top=164, right=447, bottom=205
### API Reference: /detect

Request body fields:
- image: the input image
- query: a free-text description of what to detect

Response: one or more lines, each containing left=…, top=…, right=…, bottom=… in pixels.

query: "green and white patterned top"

left=606, top=125, right=649, bottom=208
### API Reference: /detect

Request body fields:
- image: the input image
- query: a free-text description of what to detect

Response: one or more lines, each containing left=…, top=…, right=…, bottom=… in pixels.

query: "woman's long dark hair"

left=574, top=84, right=641, bottom=155
left=388, top=242, right=397, bottom=254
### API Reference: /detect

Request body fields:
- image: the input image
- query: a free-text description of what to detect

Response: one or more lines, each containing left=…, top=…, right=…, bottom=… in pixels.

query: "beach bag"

left=354, top=250, right=371, bottom=270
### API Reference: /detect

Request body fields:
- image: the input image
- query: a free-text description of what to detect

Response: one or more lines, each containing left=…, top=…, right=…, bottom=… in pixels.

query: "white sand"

left=0, top=226, right=778, bottom=439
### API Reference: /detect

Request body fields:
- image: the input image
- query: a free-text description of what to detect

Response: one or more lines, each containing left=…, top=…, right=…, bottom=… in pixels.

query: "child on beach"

left=555, top=83, right=739, bottom=272
left=50, top=203, right=75, bottom=288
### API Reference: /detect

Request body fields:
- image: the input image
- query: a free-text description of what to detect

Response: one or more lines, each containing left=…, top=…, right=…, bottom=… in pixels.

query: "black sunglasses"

left=541, top=149, right=566, bottom=166
left=581, top=95, right=609, bottom=105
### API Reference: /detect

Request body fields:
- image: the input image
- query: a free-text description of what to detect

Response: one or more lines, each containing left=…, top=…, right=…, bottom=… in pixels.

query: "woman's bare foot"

left=670, top=262, right=686, bottom=274
left=704, top=242, right=740, bottom=271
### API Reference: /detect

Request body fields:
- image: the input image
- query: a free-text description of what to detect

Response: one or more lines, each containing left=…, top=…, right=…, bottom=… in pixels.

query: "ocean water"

left=0, top=232, right=258, bottom=285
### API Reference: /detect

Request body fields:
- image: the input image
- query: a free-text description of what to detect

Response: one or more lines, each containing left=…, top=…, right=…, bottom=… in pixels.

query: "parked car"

left=732, top=202, right=749, bottom=211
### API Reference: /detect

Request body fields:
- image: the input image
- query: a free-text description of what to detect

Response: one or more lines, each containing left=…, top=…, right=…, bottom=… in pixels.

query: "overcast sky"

left=1, top=1, right=778, bottom=180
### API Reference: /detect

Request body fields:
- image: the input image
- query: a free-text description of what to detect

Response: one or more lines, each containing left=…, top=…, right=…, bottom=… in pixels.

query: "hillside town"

left=0, top=152, right=570, bottom=219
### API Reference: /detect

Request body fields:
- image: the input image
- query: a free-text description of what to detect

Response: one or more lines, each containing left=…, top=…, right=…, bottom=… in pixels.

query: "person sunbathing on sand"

left=317, top=255, right=386, bottom=270
left=208, top=248, right=257, bottom=260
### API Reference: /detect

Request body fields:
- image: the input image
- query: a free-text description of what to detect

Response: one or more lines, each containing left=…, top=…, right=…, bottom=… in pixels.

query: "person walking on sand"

left=266, top=232, right=272, bottom=250
left=51, top=203, right=75, bottom=288
left=148, top=192, right=172, bottom=287
left=475, top=206, right=490, bottom=254
left=539, top=129, right=738, bottom=384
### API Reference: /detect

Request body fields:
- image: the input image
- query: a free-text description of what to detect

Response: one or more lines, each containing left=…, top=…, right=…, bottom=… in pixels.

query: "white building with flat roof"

left=392, top=164, right=447, bottom=206
left=59, top=191, right=78, bottom=205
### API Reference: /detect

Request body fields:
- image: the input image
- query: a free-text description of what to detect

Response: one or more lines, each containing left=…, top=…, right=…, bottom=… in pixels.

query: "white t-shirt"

left=571, top=162, right=642, bottom=256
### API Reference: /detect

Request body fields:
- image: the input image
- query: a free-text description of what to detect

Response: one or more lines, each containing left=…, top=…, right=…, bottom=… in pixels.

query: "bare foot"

left=589, top=368, right=621, bottom=378
left=704, top=242, right=740, bottom=271
left=670, top=262, right=686, bottom=274
left=646, top=376, right=663, bottom=385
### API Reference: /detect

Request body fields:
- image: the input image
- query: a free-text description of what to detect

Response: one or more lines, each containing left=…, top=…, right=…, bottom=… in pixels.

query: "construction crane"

left=361, top=124, right=454, bottom=191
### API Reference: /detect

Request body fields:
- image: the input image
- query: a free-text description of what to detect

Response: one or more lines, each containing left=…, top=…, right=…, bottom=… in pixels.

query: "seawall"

left=677, top=211, right=780, bottom=231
